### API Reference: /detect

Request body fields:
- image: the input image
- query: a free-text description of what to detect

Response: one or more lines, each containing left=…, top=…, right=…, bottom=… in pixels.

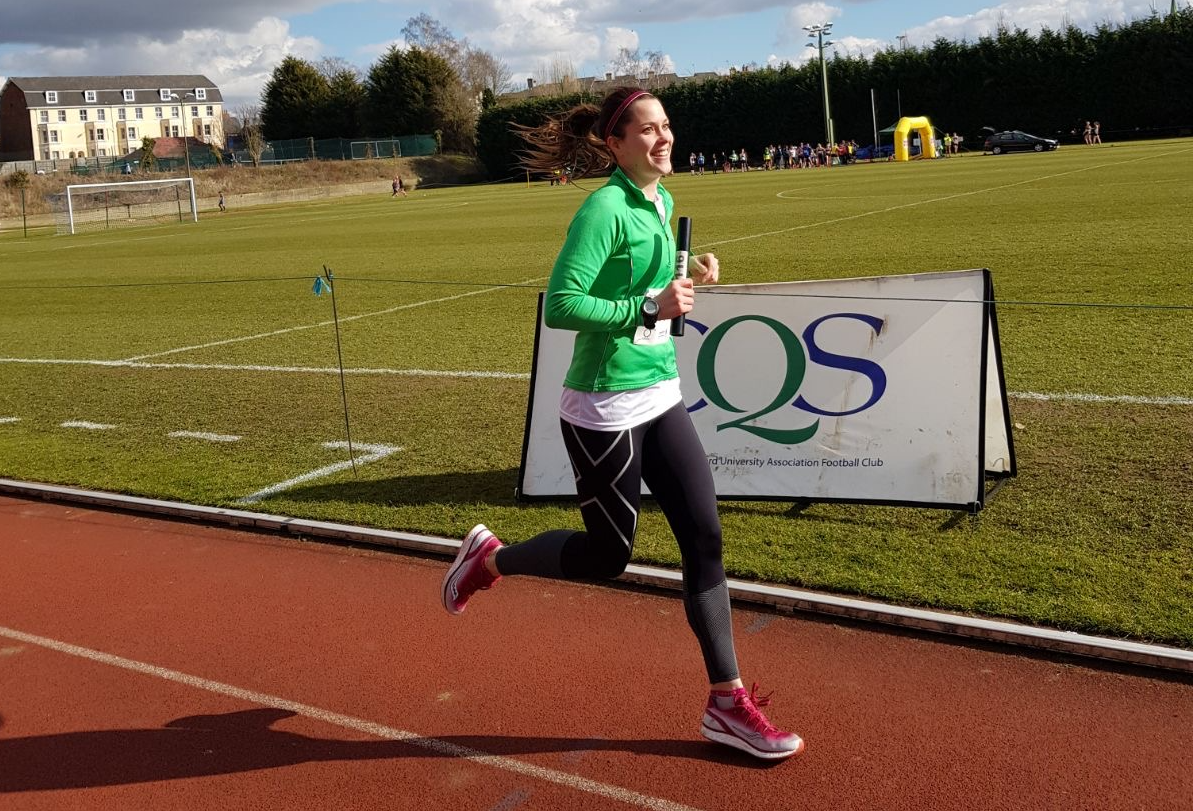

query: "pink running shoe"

left=701, top=683, right=805, bottom=760
left=441, top=524, right=503, bottom=615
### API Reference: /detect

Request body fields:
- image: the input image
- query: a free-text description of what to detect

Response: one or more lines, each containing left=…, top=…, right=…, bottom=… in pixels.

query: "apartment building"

left=0, top=75, right=224, bottom=162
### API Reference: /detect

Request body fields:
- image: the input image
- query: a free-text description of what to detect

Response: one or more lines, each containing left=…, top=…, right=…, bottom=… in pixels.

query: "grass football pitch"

left=1, top=139, right=1190, bottom=646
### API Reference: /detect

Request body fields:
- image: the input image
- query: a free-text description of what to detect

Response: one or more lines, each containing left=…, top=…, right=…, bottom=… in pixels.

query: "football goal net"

left=50, top=178, right=197, bottom=235
left=349, top=139, right=402, bottom=160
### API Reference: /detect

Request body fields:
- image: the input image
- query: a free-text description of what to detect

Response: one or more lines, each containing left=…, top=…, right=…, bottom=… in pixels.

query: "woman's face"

left=607, top=97, right=673, bottom=185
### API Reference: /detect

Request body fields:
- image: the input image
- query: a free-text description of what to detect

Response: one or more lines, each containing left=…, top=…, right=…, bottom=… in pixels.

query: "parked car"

left=983, top=129, right=1059, bottom=154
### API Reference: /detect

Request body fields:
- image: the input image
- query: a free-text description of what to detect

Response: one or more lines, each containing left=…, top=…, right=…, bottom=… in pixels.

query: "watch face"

left=643, top=299, right=659, bottom=316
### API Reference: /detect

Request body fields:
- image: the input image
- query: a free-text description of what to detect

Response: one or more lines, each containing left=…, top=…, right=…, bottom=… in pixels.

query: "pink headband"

left=602, top=91, right=649, bottom=140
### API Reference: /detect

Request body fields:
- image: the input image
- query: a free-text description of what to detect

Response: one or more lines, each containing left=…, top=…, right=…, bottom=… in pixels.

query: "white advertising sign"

left=519, top=269, right=1015, bottom=511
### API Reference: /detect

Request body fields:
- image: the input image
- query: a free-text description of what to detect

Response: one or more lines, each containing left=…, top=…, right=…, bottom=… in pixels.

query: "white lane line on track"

left=0, top=417, right=20, bottom=424
left=168, top=430, right=242, bottom=443
left=122, top=275, right=548, bottom=363
left=0, top=624, right=704, bottom=811
left=60, top=420, right=116, bottom=430
left=705, top=146, right=1193, bottom=250
left=0, top=357, right=529, bottom=379
left=237, top=441, right=400, bottom=504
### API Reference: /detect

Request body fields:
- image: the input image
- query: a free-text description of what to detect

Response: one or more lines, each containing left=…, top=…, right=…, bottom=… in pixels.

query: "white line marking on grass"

left=1010, top=391, right=1193, bottom=406
left=123, top=275, right=547, bottom=362
left=3, top=357, right=1189, bottom=404
left=0, top=417, right=20, bottom=424
left=0, top=357, right=529, bottom=380
left=0, top=624, right=704, bottom=811
left=237, top=441, right=400, bottom=504
left=703, top=147, right=1193, bottom=250
left=60, top=420, right=116, bottom=430
left=168, top=430, right=242, bottom=442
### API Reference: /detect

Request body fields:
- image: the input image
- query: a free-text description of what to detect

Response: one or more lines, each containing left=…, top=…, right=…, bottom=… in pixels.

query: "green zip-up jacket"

left=545, top=167, right=678, bottom=392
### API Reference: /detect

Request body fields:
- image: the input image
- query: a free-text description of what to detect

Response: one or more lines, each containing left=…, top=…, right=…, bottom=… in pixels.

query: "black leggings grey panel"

left=495, top=402, right=740, bottom=683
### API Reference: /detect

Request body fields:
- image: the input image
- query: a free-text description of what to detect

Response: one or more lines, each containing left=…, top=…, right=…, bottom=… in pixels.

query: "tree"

left=237, top=104, right=267, bottom=167
left=364, top=45, right=458, bottom=137
left=462, top=48, right=513, bottom=97
left=322, top=64, right=366, bottom=138
left=608, top=47, right=643, bottom=84
left=261, top=56, right=330, bottom=139
left=535, top=56, right=581, bottom=94
left=402, top=13, right=467, bottom=69
left=139, top=136, right=157, bottom=172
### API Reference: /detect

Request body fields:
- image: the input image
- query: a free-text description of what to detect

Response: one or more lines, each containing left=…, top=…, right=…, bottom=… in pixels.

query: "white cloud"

left=602, top=27, right=640, bottom=62
left=481, top=1, right=602, bottom=63
left=782, top=1, right=845, bottom=39
left=0, top=18, right=321, bottom=108
left=900, top=0, right=1159, bottom=48
left=0, top=0, right=332, bottom=47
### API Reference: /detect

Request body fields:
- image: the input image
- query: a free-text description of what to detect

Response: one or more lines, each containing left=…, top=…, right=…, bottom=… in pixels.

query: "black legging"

left=496, top=401, right=740, bottom=683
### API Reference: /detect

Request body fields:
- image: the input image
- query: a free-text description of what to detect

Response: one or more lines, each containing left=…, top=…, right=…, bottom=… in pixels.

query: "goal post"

left=50, top=178, right=198, bottom=235
left=349, top=139, right=402, bottom=160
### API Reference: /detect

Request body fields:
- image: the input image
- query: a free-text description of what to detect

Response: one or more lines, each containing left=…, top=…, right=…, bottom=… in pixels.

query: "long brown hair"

left=515, top=87, right=656, bottom=180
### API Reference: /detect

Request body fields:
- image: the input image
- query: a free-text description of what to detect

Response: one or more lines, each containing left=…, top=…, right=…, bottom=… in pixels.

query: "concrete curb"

left=3, top=477, right=1190, bottom=675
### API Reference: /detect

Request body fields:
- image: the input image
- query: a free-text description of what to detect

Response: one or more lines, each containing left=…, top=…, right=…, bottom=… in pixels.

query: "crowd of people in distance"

left=941, top=132, right=964, bottom=155
left=687, top=140, right=864, bottom=174
left=1083, top=120, right=1102, bottom=144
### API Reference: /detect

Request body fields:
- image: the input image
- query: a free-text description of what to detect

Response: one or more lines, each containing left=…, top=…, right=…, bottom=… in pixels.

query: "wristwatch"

left=640, top=297, right=660, bottom=330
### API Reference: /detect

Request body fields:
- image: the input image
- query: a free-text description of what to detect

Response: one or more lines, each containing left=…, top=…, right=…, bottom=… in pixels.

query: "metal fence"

left=246, top=135, right=438, bottom=164
left=1, top=134, right=438, bottom=177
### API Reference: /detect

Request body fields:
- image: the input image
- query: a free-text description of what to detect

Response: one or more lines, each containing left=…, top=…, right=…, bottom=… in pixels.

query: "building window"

left=97, top=108, right=106, bottom=121
left=155, top=107, right=163, bottom=118
left=135, top=108, right=144, bottom=119
left=159, top=88, right=171, bottom=101
left=171, top=125, right=180, bottom=137
left=99, top=149, right=107, bottom=156
left=206, top=105, right=214, bottom=117
left=123, top=89, right=135, bottom=102
left=39, top=110, right=49, bottom=123
left=40, top=130, right=48, bottom=142
left=118, top=108, right=126, bottom=120
left=195, top=88, right=207, bottom=100
left=49, top=130, right=59, bottom=143
left=51, top=151, right=61, bottom=159
left=58, top=110, right=67, bottom=122
left=85, top=90, right=97, bottom=103
left=204, top=123, right=212, bottom=136
left=191, top=106, right=199, bottom=117
left=128, top=126, right=138, bottom=139
left=95, top=128, right=106, bottom=141
left=169, top=106, right=179, bottom=117
left=80, top=109, right=88, bottom=121
left=45, top=91, right=58, bottom=103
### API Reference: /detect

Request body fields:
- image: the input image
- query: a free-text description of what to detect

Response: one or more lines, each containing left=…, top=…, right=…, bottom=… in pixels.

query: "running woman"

left=441, top=87, right=804, bottom=761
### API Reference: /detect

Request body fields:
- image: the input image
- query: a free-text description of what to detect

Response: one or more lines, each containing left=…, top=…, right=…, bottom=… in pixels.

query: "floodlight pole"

left=805, top=24, right=835, bottom=146
left=169, top=92, right=196, bottom=177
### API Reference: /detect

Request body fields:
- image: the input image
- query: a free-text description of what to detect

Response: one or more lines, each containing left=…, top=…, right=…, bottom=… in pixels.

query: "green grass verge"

left=2, top=139, right=1191, bottom=645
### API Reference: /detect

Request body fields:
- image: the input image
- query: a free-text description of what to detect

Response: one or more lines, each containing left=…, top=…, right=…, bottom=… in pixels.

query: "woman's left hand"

left=690, top=252, right=720, bottom=284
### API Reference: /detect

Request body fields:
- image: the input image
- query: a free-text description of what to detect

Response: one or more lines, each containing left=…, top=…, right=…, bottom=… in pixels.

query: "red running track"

left=2, top=494, right=1192, bottom=810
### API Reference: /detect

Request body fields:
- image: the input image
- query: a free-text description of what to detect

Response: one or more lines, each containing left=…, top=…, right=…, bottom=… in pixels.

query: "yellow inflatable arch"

left=893, top=116, right=939, bottom=161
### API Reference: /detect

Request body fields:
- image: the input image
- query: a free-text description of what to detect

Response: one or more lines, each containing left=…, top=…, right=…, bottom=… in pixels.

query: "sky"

left=0, top=0, right=1181, bottom=109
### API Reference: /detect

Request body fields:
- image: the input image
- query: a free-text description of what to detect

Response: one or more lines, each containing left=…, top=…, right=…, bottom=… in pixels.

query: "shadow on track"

left=1, top=707, right=782, bottom=791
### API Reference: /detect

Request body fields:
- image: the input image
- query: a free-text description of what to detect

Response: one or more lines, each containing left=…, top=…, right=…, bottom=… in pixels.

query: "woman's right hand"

left=653, top=277, right=695, bottom=321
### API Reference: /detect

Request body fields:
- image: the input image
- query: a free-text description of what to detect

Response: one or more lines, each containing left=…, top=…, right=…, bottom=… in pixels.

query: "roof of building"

left=3, top=75, right=223, bottom=108
left=501, top=70, right=722, bottom=102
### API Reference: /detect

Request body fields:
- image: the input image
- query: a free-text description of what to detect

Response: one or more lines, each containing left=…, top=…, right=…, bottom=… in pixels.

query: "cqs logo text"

left=682, top=313, right=887, bottom=445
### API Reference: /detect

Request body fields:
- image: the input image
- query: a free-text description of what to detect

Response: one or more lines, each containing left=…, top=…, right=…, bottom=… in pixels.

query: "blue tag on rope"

left=312, top=276, right=330, bottom=296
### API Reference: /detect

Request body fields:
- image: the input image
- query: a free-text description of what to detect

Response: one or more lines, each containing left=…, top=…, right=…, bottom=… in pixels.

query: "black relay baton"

left=670, top=216, right=691, bottom=336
